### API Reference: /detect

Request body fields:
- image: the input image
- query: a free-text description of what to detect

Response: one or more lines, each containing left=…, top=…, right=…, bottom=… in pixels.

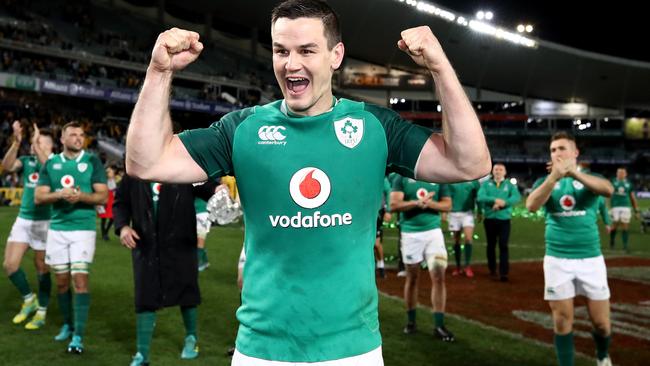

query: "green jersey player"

left=35, top=122, right=108, bottom=355
left=125, top=0, right=490, bottom=363
left=526, top=132, right=614, bottom=366
left=390, top=175, right=453, bottom=341
left=446, top=180, right=480, bottom=277
left=609, top=167, right=638, bottom=251
left=2, top=121, right=54, bottom=330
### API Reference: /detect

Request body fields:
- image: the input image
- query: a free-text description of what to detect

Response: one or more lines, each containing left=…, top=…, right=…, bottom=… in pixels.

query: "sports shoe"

left=378, top=268, right=386, bottom=278
left=181, top=335, right=199, bottom=359
left=66, top=335, right=84, bottom=354
left=25, top=311, right=46, bottom=330
left=403, top=322, right=417, bottom=334
left=198, top=260, right=210, bottom=272
left=54, top=324, right=73, bottom=341
left=130, top=352, right=150, bottom=366
left=226, top=346, right=236, bottom=356
left=451, top=268, right=463, bottom=276
left=464, top=266, right=474, bottom=278
left=434, top=326, right=455, bottom=342
left=12, top=295, right=38, bottom=324
left=596, top=356, right=612, bottom=366
left=396, top=270, right=407, bottom=278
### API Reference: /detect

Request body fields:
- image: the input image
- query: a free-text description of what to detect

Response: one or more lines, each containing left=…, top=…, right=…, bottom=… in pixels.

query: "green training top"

left=392, top=174, right=449, bottom=232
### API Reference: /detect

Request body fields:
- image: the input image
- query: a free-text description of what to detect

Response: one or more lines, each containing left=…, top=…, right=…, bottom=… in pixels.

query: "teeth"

left=288, top=77, right=306, bottom=82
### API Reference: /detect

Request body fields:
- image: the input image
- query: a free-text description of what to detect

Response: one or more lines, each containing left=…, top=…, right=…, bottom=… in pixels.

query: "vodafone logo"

left=152, top=183, right=162, bottom=194
left=28, top=173, right=39, bottom=183
left=416, top=188, right=428, bottom=199
left=60, top=175, right=75, bottom=188
left=559, top=195, right=576, bottom=211
left=289, top=168, right=331, bottom=209
left=258, top=125, right=287, bottom=146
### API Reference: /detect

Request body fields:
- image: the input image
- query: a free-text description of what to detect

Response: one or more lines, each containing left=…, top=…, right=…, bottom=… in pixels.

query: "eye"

left=274, top=49, right=288, bottom=56
left=300, top=49, right=314, bottom=55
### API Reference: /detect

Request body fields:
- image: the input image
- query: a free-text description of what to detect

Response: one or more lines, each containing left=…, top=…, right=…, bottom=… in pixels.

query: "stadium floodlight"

left=437, top=104, right=442, bottom=112
left=476, top=10, right=485, bottom=20
left=525, top=25, right=534, bottom=33
left=517, top=24, right=525, bottom=33
left=401, top=98, right=406, bottom=103
left=510, top=178, right=517, bottom=185
left=485, top=11, right=494, bottom=21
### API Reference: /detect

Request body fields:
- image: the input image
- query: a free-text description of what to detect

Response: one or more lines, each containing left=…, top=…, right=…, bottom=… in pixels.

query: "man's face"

left=61, top=127, right=85, bottom=153
left=550, top=138, right=578, bottom=164
left=616, top=168, right=627, bottom=180
left=492, top=164, right=506, bottom=180
left=272, top=17, right=344, bottom=116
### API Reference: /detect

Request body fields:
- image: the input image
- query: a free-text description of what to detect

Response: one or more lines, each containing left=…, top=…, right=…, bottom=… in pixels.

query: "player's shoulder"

left=211, top=105, right=259, bottom=128
left=533, top=175, right=548, bottom=187
left=362, top=101, right=401, bottom=121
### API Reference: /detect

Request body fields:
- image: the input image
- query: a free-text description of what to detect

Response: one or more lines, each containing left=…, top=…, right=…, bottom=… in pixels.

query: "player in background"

left=447, top=180, right=480, bottom=277
left=609, top=167, right=639, bottom=252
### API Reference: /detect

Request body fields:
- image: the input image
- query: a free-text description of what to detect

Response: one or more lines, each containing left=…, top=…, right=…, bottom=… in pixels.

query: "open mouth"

left=286, top=76, right=310, bottom=95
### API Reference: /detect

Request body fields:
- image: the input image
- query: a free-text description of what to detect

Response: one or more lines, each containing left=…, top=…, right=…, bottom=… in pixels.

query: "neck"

left=287, top=93, right=335, bottom=117
left=494, top=177, right=504, bottom=183
left=63, top=149, right=81, bottom=159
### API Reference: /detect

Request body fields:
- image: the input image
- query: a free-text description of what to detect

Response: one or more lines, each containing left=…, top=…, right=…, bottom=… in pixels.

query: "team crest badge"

left=572, top=180, right=584, bottom=190
left=334, top=117, right=364, bottom=149
left=78, top=163, right=88, bottom=173
left=416, top=188, right=429, bottom=199
left=61, top=175, right=75, bottom=188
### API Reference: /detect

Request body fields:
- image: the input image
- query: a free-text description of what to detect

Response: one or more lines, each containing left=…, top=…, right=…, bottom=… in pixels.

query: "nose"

left=285, top=52, right=301, bottom=72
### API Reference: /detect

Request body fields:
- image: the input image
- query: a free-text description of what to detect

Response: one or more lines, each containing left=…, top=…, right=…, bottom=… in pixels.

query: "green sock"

left=610, top=230, right=617, bottom=246
left=407, top=309, right=416, bottom=324
left=57, top=290, right=73, bottom=326
left=197, top=248, right=204, bottom=262
left=181, top=306, right=197, bottom=337
left=73, top=293, right=90, bottom=337
left=464, top=242, right=473, bottom=266
left=591, top=332, right=611, bottom=361
left=37, top=273, right=51, bottom=308
left=8, top=269, right=32, bottom=297
left=434, top=312, right=444, bottom=327
left=453, top=244, right=461, bottom=268
left=136, top=311, right=156, bottom=362
left=554, top=332, right=574, bottom=366
left=622, top=231, right=629, bottom=250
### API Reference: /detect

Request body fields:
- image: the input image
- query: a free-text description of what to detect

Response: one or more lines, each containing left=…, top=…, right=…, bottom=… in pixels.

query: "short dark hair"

left=271, top=0, right=341, bottom=49
left=62, top=121, right=82, bottom=133
left=551, top=131, right=575, bottom=142
left=38, top=129, right=53, bottom=138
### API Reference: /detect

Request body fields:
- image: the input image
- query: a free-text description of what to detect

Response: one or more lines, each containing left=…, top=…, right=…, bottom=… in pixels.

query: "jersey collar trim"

left=279, top=97, right=339, bottom=117
left=60, top=150, right=85, bottom=163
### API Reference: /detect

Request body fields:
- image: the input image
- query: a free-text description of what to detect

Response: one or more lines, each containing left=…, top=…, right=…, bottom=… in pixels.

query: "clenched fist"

left=150, top=28, right=204, bottom=73
left=398, top=26, right=449, bottom=74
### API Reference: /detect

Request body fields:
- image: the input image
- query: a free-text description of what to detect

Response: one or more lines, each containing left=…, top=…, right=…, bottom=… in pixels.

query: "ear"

left=330, top=42, right=345, bottom=70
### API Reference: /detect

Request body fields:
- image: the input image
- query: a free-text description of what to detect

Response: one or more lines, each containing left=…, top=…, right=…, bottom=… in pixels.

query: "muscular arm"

left=34, top=186, right=61, bottom=205
left=389, top=191, right=421, bottom=212
left=415, top=67, right=491, bottom=182
left=427, top=196, right=451, bottom=212
left=630, top=191, right=639, bottom=212
left=526, top=177, right=556, bottom=212
left=78, top=183, right=109, bottom=205
left=1, top=141, right=22, bottom=172
left=126, top=28, right=207, bottom=183
left=571, top=170, right=613, bottom=197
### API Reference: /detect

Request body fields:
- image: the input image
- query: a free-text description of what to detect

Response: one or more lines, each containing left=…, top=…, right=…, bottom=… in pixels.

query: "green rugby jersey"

left=597, top=196, right=611, bottom=226
left=38, top=151, right=107, bottom=231
left=179, top=98, right=431, bottom=361
left=391, top=175, right=449, bottom=232
left=448, top=180, right=480, bottom=212
left=533, top=174, right=603, bottom=258
left=17, top=155, right=51, bottom=221
left=477, top=179, right=520, bottom=220
left=610, top=179, right=633, bottom=208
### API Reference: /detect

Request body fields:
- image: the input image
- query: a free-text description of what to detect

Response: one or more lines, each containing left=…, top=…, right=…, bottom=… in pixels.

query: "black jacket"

left=113, top=175, right=216, bottom=312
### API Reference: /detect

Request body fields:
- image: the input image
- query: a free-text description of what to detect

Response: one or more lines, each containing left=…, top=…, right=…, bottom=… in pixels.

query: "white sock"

left=23, top=293, right=35, bottom=302
left=376, top=260, right=385, bottom=269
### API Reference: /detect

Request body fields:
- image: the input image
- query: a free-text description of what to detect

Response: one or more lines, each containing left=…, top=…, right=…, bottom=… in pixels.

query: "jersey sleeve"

left=476, top=182, right=493, bottom=205
left=391, top=175, right=405, bottom=193
left=37, top=161, right=52, bottom=187
left=506, top=182, right=521, bottom=207
left=177, top=108, right=253, bottom=180
left=91, top=155, right=108, bottom=184
left=365, top=104, right=431, bottom=179
left=532, top=176, right=546, bottom=189
left=16, top=156, right=27, bottom=174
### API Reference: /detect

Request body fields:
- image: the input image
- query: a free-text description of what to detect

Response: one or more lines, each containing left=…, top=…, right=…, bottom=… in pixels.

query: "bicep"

left=35, top=186, right=50, bottom=197
left=92, top=183, right=109, bottom=195
left=390, top=191, right=405, bottom=203
left=146, top=136, right=208, bottom=183
left=415, top=134, right=465, bottom=183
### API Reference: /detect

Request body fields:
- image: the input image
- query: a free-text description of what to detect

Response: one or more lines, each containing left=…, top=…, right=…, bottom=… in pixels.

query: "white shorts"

left=232, top=346, right=383, bottom=366
left=400, top=228, right=447, bottom=265
left=543, top=255, right=610, bottom=301
left=196, top=212, right=211, bottom=239
left=45, top=230, right=96, bottom=266
left=238, top=246, right=246, bottom=270
left=7, top=217, right=49, bottom=251
left=447, top=211, right=475, bottom=231
left=610, top=207, right=631, bottom=224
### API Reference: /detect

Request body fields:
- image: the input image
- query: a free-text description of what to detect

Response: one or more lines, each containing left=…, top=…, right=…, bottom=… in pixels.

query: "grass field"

left=0, top=200, right=648, bottom=366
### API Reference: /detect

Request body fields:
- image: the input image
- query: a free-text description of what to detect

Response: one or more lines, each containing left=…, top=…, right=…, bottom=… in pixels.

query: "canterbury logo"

left=257, top=125, right=287, bottom=145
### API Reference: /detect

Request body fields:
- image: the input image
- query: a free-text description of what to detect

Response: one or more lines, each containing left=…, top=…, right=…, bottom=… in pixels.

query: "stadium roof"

left=162, top=0, right=650, bottom=110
